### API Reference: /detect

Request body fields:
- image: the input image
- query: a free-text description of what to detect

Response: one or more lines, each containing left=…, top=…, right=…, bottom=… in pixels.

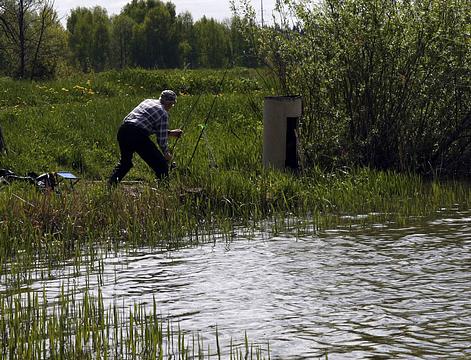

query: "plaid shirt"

left=123, top=99, right=169, bottom=154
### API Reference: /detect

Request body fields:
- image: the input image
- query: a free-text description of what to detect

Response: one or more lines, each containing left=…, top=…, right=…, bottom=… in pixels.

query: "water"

left=8, top=210, right=471, bottom=359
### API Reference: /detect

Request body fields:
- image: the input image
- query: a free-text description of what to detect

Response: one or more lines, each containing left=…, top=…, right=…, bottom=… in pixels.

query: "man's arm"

left=155, top=113, right=169, bottom=155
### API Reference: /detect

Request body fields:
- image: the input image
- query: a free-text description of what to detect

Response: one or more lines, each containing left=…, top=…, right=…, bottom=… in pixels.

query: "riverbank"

left=1, top=68, right=471, bottom=358
left=2, top=166, right=470, bottom=264
left=2, top=172, right=471, bottom=359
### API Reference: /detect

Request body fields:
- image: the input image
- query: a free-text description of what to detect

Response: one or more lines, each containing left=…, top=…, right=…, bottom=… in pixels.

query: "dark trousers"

left=108, top=123, right=168, bottom=185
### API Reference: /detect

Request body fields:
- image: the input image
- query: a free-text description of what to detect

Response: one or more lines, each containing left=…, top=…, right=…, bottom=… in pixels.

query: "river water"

left=16, top=210, right=471, bottom=358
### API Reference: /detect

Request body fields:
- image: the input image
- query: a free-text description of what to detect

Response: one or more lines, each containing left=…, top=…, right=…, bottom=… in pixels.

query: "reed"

left=0, top=288, right=269, bottom=359
left=2, top=168, right=470, bottom=271
left=2, top=68, right=471, bottom=359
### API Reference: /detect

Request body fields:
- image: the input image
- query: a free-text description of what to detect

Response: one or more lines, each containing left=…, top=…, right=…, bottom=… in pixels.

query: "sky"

left=55, top=0, right=277, bottom=26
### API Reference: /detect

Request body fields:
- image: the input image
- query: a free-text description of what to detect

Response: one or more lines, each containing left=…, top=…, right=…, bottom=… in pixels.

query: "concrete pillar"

left=263, top=96, right=302, bottom=170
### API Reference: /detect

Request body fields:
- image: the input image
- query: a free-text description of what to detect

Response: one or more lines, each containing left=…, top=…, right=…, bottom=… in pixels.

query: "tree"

left=91, top=7, right=111, bottom=72
left=67, top=7, right=93, bottom=71
left=67, top=6, right=111, bottom=72
left=62, top=0, right=249, bottom=72
left=124, top=0, right=177, bottom=68
left=175, top=11, right=194, bottom=67
left=122, top=0, right=158, bottom=23
left=0, top=0, right=59, bottom=78
left=193, top=17, right=231, bottom=68
left=31, top=9, right=66, bottom=78
left=229, top=16, right=258, bottom=67
left=110, top=14, right=135, bottom=68
left=234, top=0, right=471, bottom=175
left=142, top=4, right=170, bottom=67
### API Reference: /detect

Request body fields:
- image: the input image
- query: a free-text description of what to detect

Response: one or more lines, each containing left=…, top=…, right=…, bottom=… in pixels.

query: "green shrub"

left=235, top=0, right=471, bottom=176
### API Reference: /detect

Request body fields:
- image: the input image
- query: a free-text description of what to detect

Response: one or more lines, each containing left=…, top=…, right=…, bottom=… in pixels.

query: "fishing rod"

left=186, top=67, right=230, bottom=168
left=169, top=63, right=199, bottom=153
left=170, top=62, right=232, bottom=156
left=170, top=92, right=202, bottom=153
left=199, top=123, right=218, bottom=168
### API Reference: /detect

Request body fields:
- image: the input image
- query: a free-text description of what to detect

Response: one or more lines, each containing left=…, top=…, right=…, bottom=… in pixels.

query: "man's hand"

left=164, top=151, right=173, bottom=161
left=169, top=129, right=183, bottom=138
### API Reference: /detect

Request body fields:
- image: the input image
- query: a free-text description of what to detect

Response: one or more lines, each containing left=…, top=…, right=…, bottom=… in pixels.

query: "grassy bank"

left=1, top=68, right=471, bottom=359
left=2, top=166, right=471, bottom=261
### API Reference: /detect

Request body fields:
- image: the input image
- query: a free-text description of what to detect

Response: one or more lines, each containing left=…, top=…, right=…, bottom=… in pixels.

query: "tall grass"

left=1, top=66, right=471, bottom=258
left=0, top=69, right=265, bottom=178
left=1, top=167, right=470, bottom=266
left=0, top=288, right=269, bottom=359
left=2, top=68, right=471, bottom=359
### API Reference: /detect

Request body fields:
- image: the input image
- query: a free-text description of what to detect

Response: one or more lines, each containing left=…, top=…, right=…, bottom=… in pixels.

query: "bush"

left=235, top=0, right=471, bottom=176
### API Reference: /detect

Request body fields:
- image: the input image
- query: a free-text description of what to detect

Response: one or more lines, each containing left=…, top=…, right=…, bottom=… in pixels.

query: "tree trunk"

left=431, top=110, right=471, bottom=167
left=0, top=0, right=55, bottom=79
left=30, top=4, right=52, bottom=80
left=18, top=0, right=26, bottom=78
left=0, top=125, right=6, bottom=153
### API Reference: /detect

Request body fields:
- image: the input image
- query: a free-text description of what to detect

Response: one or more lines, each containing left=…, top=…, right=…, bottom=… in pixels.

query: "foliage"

left=1, top=69, right=469, bottom=231
left=129, top=1, right=179, bottom=68
left=0, top=68, right=263, bottom=176
left=65, top=0, right=257, bottom=73
left=234, top=0, right=471, bottom=176
left=193, top=17, right=231, bottom=68
left=0, top=0, right=65, bottom=79
left=110, top=14, right=134, bottom=69
left=0, top=287, right=270, bottom=359
left=0, top=0, right=260, bottom=76
left=67, top=6, right=112, bottom=72
left=1, top=68, right=470, bottom=243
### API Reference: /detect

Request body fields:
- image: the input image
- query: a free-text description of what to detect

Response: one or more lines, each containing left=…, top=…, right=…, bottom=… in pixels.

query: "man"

left=108, top=90, right=183, bottom=186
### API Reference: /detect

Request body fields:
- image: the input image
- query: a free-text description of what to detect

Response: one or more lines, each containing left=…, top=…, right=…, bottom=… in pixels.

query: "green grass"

left=1, top=68, right=471, bottom=359
left=1, top=288, right=269, bottom=359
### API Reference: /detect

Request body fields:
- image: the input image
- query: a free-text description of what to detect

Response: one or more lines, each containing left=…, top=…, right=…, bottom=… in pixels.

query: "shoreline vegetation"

left=1, top=68, right=471, bottom=358
left=1, top=67, right=470, bottom=256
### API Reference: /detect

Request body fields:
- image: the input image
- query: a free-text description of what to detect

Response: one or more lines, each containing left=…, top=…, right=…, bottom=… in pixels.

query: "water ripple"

left=3, top=211, right=471, bottom=359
